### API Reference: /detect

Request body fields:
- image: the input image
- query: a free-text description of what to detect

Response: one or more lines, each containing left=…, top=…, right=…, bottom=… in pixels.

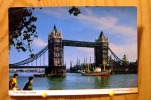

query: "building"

left=45, top=25, right=66, bottom=76
left=95, top=31, right=109, bottom=68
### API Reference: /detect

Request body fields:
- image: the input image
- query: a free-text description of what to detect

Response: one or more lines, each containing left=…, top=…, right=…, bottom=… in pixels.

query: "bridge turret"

left=96, top=31, right=108, bottom=42
left=46, top=25, right=66, bottom=76
left=53, top=24, right=57, bottom=33
left=48, top=25, right=62, bottom=39
left=95, top=31, right=109, bottom=69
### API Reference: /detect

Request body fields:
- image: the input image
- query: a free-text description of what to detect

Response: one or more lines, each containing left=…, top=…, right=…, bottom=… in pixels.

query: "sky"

left=9, top=7, right=137, bottom=68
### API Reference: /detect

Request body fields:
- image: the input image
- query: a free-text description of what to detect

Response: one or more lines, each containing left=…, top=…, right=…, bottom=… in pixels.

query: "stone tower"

left=45, top=25, right=66, bottom=76
left=95, top=31, right=109, bottom=68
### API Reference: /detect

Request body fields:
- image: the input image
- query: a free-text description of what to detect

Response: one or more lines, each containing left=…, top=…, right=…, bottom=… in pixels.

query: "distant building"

left=122, top=54, right=129, bottom=64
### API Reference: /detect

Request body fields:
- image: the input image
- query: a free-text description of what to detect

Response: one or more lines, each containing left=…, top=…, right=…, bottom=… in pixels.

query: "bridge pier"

left=45, top=66, right=66, bottom=77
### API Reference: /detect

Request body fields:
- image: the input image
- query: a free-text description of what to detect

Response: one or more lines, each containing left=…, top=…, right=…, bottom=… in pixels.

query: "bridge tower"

left=95, top=31, right=109, bottom=68
left=46, top=25, right=66, bottom=76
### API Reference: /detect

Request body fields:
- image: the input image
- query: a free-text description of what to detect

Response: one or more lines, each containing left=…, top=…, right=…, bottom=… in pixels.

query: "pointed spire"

left=60, top=30, right=62, bottom=34
left=98, top=31, right=108, bottom=42
left=99, top=31, right=105, bottom=39
left=53, top=24, right=57, bottom=33
left=70, top=61, right=72, bottom=68
left=86, top=57, right=87, bottom=64
left=76, top=58, right=79, bottom=65
left=90, top=57, right=91, bottom=63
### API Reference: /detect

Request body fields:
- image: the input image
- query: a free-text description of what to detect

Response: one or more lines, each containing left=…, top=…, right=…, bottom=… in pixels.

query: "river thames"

left=9, top=72, right=137, bottom=90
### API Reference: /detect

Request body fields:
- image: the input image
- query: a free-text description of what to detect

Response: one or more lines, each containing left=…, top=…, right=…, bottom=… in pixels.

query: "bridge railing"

left=10, top=45, right=48, bottom=66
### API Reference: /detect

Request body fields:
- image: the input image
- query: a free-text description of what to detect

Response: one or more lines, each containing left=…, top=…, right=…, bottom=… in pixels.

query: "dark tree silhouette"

left=68, top=6, right=81, bottom=16
left=8, top=7, right=81, bottom=56
left=9, top=7, right=38, bottom=53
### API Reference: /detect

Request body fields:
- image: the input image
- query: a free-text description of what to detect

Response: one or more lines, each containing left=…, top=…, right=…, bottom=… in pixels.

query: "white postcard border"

left=9, top=87, right=138, bottom=96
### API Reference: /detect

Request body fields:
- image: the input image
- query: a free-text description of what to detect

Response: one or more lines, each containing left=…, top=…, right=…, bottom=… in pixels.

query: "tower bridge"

left=10, top=25, right=137, bottom=75
left=47, top=25, right=108, bottom=75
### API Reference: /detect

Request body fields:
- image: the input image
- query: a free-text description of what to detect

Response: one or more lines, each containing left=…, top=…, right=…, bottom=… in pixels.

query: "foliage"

left=8, top=6, right=82, bottom=57
left=68, top=6, right=81, bottom=16
left=9, top=7, right=38, bottom=53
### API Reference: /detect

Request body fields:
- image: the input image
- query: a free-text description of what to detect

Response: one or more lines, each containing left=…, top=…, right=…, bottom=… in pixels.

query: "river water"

left=9, top=72, right=137, bottom=90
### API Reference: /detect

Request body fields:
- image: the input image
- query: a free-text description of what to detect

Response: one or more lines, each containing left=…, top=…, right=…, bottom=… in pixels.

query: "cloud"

left=85, top=8, right=93, bottom=16
left=75, top=10, right=137, bottom=62
left=109, top=43, right=137, bottom=62
left=33, top=38, right=47, bottom=47
left=75, top=43, right=137, bottom=62
left=36, top=7, right=72, bottom=19
left=38, top=7, right=136, bottom=39
left=37, top=7, right=136, bottom=39
left=35, top=7, right=137, bottom=65
left=77, top=13, right=136, bottom=40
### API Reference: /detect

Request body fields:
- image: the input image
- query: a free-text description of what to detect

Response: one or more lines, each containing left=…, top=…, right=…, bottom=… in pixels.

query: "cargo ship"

left=81, top=63, right=111, bottom=76
left=81, top=67, right=110, bottom=76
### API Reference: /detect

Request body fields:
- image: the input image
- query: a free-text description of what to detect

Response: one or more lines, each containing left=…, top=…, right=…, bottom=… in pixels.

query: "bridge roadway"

left=63, top=40, right=101, bottom=47
left=10, top=39, right=102, bottom=68
left=9, top=65, right=48, bottom=69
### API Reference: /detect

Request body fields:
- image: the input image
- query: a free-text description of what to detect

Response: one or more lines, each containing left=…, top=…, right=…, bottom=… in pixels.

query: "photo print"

left=9, top=6, right=138, bottom=96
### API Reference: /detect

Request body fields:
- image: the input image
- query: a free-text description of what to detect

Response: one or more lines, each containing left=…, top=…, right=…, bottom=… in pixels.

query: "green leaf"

left=30, top=54, right=35, bottom=58
left=20, top=46, right=27, bottom=52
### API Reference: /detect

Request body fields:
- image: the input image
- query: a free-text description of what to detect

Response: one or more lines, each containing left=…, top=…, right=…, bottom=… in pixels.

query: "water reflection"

left=95, top=76, right=109, bottom=88
left=47, top=77, right=65, bottom=90
left=9, top=72, right=137, bottom=90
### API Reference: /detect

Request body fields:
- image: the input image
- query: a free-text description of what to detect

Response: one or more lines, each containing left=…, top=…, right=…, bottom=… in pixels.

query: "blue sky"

left=9, top=7, right=137, bottom=68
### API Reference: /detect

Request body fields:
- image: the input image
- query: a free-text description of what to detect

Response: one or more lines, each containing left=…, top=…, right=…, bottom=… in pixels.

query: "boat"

left=34, top=74, right=46, bottom=77
left=81, top=61, right=110, bottom=76
left=81, top=70, right=110, bottom=76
